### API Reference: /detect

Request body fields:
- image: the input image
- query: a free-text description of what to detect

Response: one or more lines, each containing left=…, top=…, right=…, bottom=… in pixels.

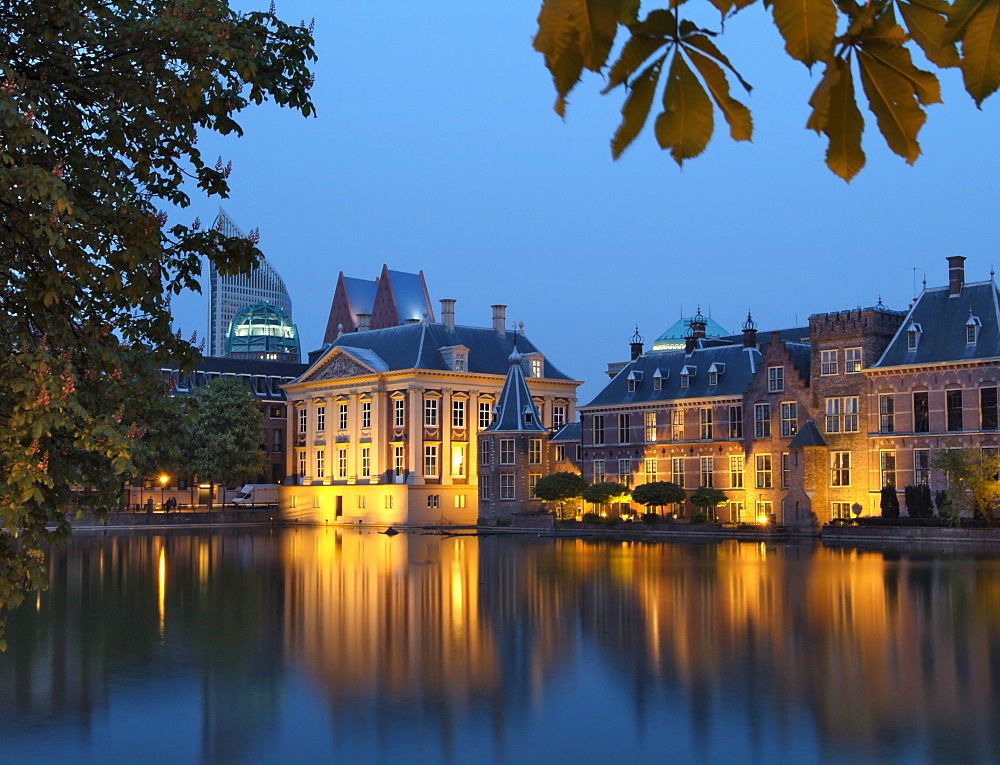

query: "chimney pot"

left=492, top=304, right=507, bottom=336
left=440, top=299, right=456, bottom=331
left=948, top=255, right=966, bottom=296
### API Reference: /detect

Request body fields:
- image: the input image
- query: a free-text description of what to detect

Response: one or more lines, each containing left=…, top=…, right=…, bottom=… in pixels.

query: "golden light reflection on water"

left=157, top=545, right=166, bottom=635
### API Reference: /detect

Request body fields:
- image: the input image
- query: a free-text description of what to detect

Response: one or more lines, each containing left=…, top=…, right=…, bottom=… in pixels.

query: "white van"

left=231, top=484, right=279, bottom=506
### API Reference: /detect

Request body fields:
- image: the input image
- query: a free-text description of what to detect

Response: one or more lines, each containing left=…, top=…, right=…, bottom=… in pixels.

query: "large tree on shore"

left=0, top=0, right=315, bottom=645
left=534, top=0, right=1000, bottom=180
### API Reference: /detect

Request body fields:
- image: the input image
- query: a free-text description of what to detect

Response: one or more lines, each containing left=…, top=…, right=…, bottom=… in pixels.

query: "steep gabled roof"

left=873, top=281, right=1000, bottom=367
left=483, top=347, right=546, bottom=433
left=550, top=422, right=581, bottom=442
left=584, top=343, right=762, bottom=408
left=789, top=420, right=827, bottom=448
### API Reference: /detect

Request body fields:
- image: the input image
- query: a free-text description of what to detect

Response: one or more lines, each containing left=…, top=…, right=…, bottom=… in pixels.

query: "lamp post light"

left=159, top=474, right=169, bottom=512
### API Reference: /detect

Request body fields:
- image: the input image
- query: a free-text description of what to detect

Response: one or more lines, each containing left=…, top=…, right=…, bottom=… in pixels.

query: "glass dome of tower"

left=224, top=301, right=301, bottom=362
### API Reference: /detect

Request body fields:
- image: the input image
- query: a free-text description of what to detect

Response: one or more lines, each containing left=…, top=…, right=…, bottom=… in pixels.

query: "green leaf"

left=534, top=0, right=640, bottom=116
left=857, top=42, right=926, bottom=162
left=898, top=0, right=960, bottom=67
left=807, top=56, right=867, bottom=180
left=685, top=48, right=753, bottom=140
left=770, top=0, right=839, bottom=66
left=654, top=53, right=715, bottom=164
left=611, top=56, right=666, bottom=158
left=954, top=0, right=1000, bottom=105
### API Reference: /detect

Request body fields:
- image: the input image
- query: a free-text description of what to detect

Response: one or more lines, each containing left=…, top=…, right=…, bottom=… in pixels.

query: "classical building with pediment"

left=280, top=301, right=581, bottom=525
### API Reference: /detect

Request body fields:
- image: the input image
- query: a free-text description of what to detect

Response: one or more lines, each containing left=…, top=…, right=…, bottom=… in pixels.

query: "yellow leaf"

left=898, top=0, right=960, bottom=67
left=654, top=53, right=715, bottom=164
left=685, top=48, right=753, bottom=141
left=956, top=0, right=1000, bottom=105
left=770, top=0, right=838, bottom=66
left=858, top=45, right=926, bottom=162
left=611, top=56, right=666, bottom=158
left=821, top=57, right=867, bottom=180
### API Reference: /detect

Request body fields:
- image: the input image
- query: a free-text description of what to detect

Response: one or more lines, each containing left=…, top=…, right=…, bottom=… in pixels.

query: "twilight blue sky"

left=171, top=1, right=1000, bottom=403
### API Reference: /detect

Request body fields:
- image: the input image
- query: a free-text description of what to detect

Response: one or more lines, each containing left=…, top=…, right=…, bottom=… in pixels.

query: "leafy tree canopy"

left=689, top=486, right=728, bottom=508
left=0, top=0, right=315, bottom=642
left=930, top=448, right=1000, bottom=521
left=186, top=376, right=267, bottom=504
left=534, top=0, right=996, bottom=180
left=534, top=472, right=589, bottom=503
left=582, top=481, right=633, bottom=505
left=631, top=480, right=686, bottom=507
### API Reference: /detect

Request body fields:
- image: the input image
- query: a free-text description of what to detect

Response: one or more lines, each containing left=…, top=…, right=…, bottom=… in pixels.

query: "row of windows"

left=593, top=403, right=804, bottom=443
left=480, top=473, right=544, bottom=501
left=820, top=347, right=864, bottom=376
left=878, top=387, right=998, bottom=434
left=480, top=438, right=544, bottom=466
left=299, top=444, right=468, bottom=479
left=294, top=493, right=468, bottom=510
left=299, top=400, right=568, bottom=434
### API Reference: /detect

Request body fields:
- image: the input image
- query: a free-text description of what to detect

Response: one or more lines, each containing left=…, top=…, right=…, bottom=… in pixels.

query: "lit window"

left=644, top=458, right=657, bottom=483
left=700, top=408, right=713, bottom=439
left=452, top=444, right=466, bottom=477
left=555, top=444, right=566, bottom=462
left=831, top=451, right=851, bottom=486
left=845, top=347, right=863, bottom=373
left=619, top=459, right=631, bottom=486
left=361, top=401, right=371, bottom=429
left=393, top=446, right=405, bottom=476
left=754, top=403, right=771, bottom=438
left=730, top=456, right=744, bottom=488
left=671, top=409, right=684, bottom=440
left=593, top=459, right=605, bottom=482
left=780, top=402, right=797, bottom=437
left=424, top=398, right=439, bottom=427
left=755, top=454, right=772, bottom=489
left=528, top=439, right=542, bottom=464
left=645, top=411, right=657, bottom=442
left=700, top=457, right=713, bottom=487
left=424, top=445, right=438, bottom=477
left=316, top=405, right=326, bottom=433
left=820, top=349, right=837, bottom=376
left=479, top=401, right=493, bottom=430
left=553, top=405, right=567, bottom=429
left=531, top=357, right=543, bottom=378
left=394, top=398, right=405, bottom=428
left=914, top=448, right=930, bottom=485
left=452, top=399, right=465, bottom=429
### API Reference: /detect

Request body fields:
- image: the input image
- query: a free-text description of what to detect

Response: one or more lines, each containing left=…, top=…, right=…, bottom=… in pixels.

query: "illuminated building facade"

left=208, top=208, right=293, bottom=358
left=281, top=301, right=580, bottom=525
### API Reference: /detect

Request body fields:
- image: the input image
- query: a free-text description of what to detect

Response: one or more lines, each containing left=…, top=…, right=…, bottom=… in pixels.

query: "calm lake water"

left=2, top=528, right=1000, bottom=764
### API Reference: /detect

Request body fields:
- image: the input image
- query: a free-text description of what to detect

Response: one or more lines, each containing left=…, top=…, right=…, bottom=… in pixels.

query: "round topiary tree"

left=689, top=486, right=728, bottom=521
left=581, top=481, right=632, bottom=515
left=631, top=481, right=686, bottom=517
left=533, top=472, right=589, bottom=519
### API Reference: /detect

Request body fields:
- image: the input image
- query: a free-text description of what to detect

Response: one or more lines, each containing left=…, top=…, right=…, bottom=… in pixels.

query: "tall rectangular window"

left=338, top=403, right=348, bottom=430
left=619, top=459, right=631, bottom=486
left=452, top=399, right=465, bottom=429
left=914, top=448, right=930, bottom=485
left=500, top=474, right=515, bottom=500
left=645, top=411, right=657, bottom=443
left=618, top=413, right=631, bottom=444
left=298, top=407, right=307, bottom=435
left=423, top=445, right=438, bottom=477
left=831, top=451, right=851, bottom=486
left=880, top=450, right=896, bottom=487
left=297, top=450, right=305, bottom=477
left=394, top=399, right=405, bottom=428
left=394, top=446, right=405, bottom=475
left=730, top=456, right=744, bottom=488
left=593, top=415, right=605, bottom=445
left=553, top=405, right=567, bottom=429
left=700, top=408, right=713, bottom=440
left=529, top=474, right=541, bottom=498
left=672, top=457, right=685, bottom=488
left=480, top=474, right=491, bottom=500
left=755, top=454, right=772, bottom=489
left=982, top=387, right=998, bottom=430
left=480, top=439, right=491, bottom=465
left=947, top=389, right=964, bottom=431
left=781, top=452, right=790, bottom=488
left=528, top=439, right=542, bottom=464
left=844, top=396, right=859, bottom=432
left=780, top=402, right=798, bottom=437
left=754, top=403, right=771, bottom=438
left=821, top=349, right=837, bottom=376
left=338, top=448, right=348, bottom=479
left=879, top=394, right=895, bottom=434
left=479, top=401, right=492, bottom=430
left=273, top=429, right=283, bottom=453
left=825, top=397, right=841, bottom=433
left=361, top=401, right=371, bottom=429
left=593, top=459, right=606, bottom=482
left=729, top=405, right=743, bottom=439
left=424, top=398, right=439, bottom=427
left=671, top=409, right=684, bottom=440
left=452, top=444, right=466, bottom=478
left=500, top=439, right=514, bottom=464
left=845, top=347, right=863, bottom=373
left=700, top=457, right=714, bottom=488
left=361, top=447, right=371, bottom=478
left=832, top=502, right=852, bottom=519
left=555, top=445, right=566, bottom=462
left=315, top=449, right=325, bottom=479
left=316, top=405, right=326, bottom=433
left=768, top=366, right=784, bottom=392
left=913, top=391, right=930, bottom=433
left=644, top=458, right=657, bottom=483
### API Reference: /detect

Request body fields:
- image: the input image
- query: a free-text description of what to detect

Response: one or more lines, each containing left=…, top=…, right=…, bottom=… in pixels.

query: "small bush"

left=581, top=512, right=603, bottom=525
left=641, top=512, right=660, bottom=523
left=690, top=513, right=711, bottom=524
left=496, top=518, right=512, bottom=527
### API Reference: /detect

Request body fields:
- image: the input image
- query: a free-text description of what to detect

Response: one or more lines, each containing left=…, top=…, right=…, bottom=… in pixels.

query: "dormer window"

left=454, top=352, right=467, bottom=371
left=522, top=406, right=534, bottom=425
left=708, top=362, right=725, bottom=387
left=907, top=322, right=923, bottom=350
left=966, top=315, right=981, bottom=344
left=439, top=345, right=470, bottom=372
left=680, top=365, right=696, bottom=389
left=627, top=370, right=643, bottom=392
left=652, top=369, right=664, bottom=391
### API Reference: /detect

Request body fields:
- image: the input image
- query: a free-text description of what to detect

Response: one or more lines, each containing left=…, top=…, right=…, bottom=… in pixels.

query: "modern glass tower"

left=207, top=207, right=292, bottom=357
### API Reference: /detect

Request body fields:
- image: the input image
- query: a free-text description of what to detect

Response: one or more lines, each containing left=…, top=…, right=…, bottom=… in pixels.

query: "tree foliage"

left=631, top=480, right=686, bottom=507
left=0, top=0, right=315, bottom=642
left=582, top=481, right=633, bottom=505
left=904, top=483, right=933, bottom=517
left=689, top=486, right=729, bottom=508
left=930, top=448, right=1000, bottom=521
left=534, top=0, right=997, bottom=180
left=880, top=484, right=901, bottom=517
left=533, top=472, right=588, bottom=519
left=186, top=377, right=267, bottom=508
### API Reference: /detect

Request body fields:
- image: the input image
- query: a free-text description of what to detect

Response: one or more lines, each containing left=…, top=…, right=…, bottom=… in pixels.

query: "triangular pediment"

left=301, top=346, right=385, bottom=383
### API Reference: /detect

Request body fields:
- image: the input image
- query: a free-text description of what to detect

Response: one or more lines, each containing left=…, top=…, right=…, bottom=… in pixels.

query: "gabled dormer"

left=708, top=362, right=725, bottom=386
left=966, top=313, right=982, bottom=344
left=680, top=365, right=696, bottom=389
left=627, top=370, right=643, bottom=392
left=906, top=322, right=923, bottom=351
left=522, top=352, right=545, bottom=379
left=652, top=368, right=665, bottom=391
left=438, top=344, right=470, bottom=372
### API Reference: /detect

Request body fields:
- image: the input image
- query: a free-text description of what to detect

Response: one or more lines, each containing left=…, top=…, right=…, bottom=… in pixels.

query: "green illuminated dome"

left=652, top=315, right=729, bottom=351
left=224, top=301, right=301, bottom=362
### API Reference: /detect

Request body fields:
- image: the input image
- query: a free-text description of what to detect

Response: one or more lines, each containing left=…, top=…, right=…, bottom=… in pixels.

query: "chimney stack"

left=742, top=311, right=758, bottom=348
left=492, top=305, right=506, bottom=336
left=690, top=308, right=707, bottom=339
left=948, top=255, right=966, bottom=296
left=629, top=326, right=644, bottom=361
left=356, top=313, right=371, bottom=332
left=440, top=299, right=456, bottom=331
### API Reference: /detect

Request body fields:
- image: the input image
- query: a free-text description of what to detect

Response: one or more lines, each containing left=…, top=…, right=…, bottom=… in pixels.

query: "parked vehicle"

left=231, top=484, right=278, bottom=506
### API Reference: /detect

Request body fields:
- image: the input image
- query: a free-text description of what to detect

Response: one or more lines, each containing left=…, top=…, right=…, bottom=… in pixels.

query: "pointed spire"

left=485, top=337, right=545, bottom=433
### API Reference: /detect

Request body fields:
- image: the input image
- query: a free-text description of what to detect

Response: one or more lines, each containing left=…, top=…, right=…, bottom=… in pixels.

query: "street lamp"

left=159, top=474, right=169, bottom=511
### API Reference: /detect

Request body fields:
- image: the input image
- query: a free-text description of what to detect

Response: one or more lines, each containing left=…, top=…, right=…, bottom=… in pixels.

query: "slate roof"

left=874, top=281, right=1000, bottom=367
left=788, top=420, right=827, bottom=448
left=308, top=323, right=574, bottom=380
left=341, top=276, right=378, bottom=318
left=583, top=343, right=763, bottom=408
left=483, top=348, right=547, bottom=433
left=386, top=269, right=433, bottom=323
left=550, top=422, right=581, bottom=442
